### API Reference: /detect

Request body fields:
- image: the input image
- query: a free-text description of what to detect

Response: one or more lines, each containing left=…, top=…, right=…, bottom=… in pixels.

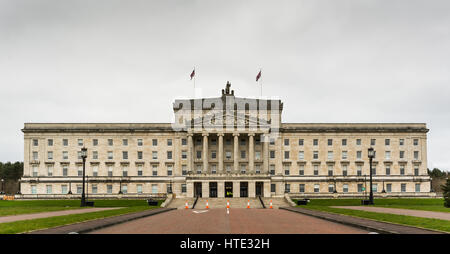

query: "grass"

left=0, top=199, right=162, bottom=216
left=0, top=206, right=155, bottom=234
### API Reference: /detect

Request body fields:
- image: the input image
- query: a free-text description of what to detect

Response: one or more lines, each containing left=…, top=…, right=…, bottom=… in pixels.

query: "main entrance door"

left=194, top=182, right=202, bottom=197
left=255, top=182, right=263, bottom=196
left=209, top=182, right=217, bottom=198
left=225, top=182, right=233, bottom=197
left=240, top=182, right=248, bottom=197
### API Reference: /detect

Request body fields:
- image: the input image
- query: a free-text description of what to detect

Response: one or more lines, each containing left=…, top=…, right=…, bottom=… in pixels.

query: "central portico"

left=173, top=82, right=282, bottom=198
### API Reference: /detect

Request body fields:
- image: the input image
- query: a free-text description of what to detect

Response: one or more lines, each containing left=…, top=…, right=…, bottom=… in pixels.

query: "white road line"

left=193, top=210, right=209, bottom=214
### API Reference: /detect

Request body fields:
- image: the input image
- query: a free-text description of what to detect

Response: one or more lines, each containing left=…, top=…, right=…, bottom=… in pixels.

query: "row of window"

left=277, top=150, right=421, bottom=160
left=31, top=183, right=178, bottom=195
left=287, top=138, right=420, bottom=147
left=33, top=138, right=181, bottom=147
left=279, top=183, right=421, bottom=193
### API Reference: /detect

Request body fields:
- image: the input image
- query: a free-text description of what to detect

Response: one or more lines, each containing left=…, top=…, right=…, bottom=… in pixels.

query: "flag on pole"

left=190, top=69, right=195, bottom=80
left=256, top=70, right=261, bottom=82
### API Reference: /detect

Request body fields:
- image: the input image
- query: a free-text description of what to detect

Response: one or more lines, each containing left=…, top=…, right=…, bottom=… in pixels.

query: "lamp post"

left=333, top=177, right=337, bottom=193
left=368, top=147, right=376, bottom=205
left=0, top=179, right=4, bottom=194
left=80, top=147, right=87, bottom=207
left=68, top=179, right=72, bottom=194
left=118, top=178, right=123, bottom=194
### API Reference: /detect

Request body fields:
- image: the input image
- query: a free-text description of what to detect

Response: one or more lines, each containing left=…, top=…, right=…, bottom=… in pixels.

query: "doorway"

left=225, top=182, right=233, bottom=197
left=240, top=182, right=248, bottom=197
left=194, top=182, right=202, bottom=197
left=209, top=182, right=217, bottom=198
left=255, top=182, right=263, bottom=196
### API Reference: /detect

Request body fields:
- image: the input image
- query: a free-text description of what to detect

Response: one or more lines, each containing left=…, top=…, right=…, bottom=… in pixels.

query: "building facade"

left=20, top=83, right=433, bottom=199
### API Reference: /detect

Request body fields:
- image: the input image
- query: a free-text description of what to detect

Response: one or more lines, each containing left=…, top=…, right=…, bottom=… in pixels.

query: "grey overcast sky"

left=0, top=0, right=449, bottom=170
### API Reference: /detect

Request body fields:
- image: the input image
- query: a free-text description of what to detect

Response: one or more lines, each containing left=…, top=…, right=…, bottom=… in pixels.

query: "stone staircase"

left=261, top=197, right=291, bottom=209
left=194, top=198, right=264, bottom=209
left=167, top=197, right=197, bottom=209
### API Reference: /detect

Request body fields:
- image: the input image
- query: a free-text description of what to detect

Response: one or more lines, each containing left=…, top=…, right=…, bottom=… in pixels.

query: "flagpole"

left=193, top=67, right=196, bottom=98
left=260, top=68, right=262, bottom=98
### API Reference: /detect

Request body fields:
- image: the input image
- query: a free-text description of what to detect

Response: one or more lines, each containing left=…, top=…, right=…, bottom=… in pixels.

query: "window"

left=181, top=138, right=187, bottom=146
left=414, top=151, right=419, bottom=160
left=400, top=151, right=405, bottom=159
left=401, top=183, right=406, bottom=192
left=314, top=184, right=319, bottom=193
left=48, top=139, right=53, bottom=146
left=47, top=165, right=53, bottom=176
left=342, top=165, right=348, bottom=176
left=167, top=139, right=173, bottom=146
left=255, top=165, right=261, bottom=174
left=370, top=139, right=376, bottom=146
left=93, top=139, right=98, bottom=146
left=255, top=136, right=261, bottom=145
left=137, top=184, right=143, bottom=194
left=386, top=166, right=391, bottom=176
left=78, top=166, right=82, bottom=176
left=356, top=139, right=361, bottom=146
left=62, top=151, right=68, bottom=160
left=152, top=139, right=158, bottom=146
left=400, top=166, right=405, bottom=175
left=196, top=151, right=201, bottom=159
left=137, top=165, right=143, bottom=176
left=92, top=184, right=98, bottom=194
left=357, top=165, right=362, bottom=176
left=182, top=165, right=187, bottom=175
left=78, top=139, right=83, bottom=146
left=399, top=139, right=404, bottom=146
left=327, top=139, right=332, bottom=146
left=415, top=183, right=420, bottom=192
left=386, top=184, right=392, bottom=193
left=107, top=185, right=113, bottom=194
left=211, top=138, right=216, bottom=146
left=372, top=164, right=376, bottom=175
left=226, top=138, right=231, bottom=145
left=211, top=165, right=216, bottom=174
left=123, top=139, right=128, bottom=146
left=61, top=185, right=68, bottom=194
left=372, top=184, right=377, bottom=192
left=137, top=151, right=143, bottom=160
left=137, top=139, right=143, bottom=146
left=284, top=165, right=290, bottom=175
left=313, top=139, right=318, bottom=146
left=46, top=185, right=52, bottom=194
left=313, top=151, right=319, bottom=160
left=76, top=185, right=82, bottom=194
left=269, top=138, right=275, bottom=145
left=196, top=138, right=201, bottom=145
left=413, top=139, right=419, bottom=146
left=414, top=167, right=419, bottom=176
left=270, top=150, right=275, bottom=159
left=343, top=184, right=349, bottom=193
left=62, top=166, right=68, bottom=177
left=181, top=184, right=187, bottom=193
left=108, top=139, right=113, bottom=146
left=152, top=165, right=158, bottom=176
left=385, top=151, right=391, bottom=160
left=181, top=151, right=187, bottom=159
left=240, top=138, right=246, bottom=146
left=284, top=151, right=289, bottom=159
left=285, top=184, right=290, bottom=193
left=33, top=151, right=38, bottom=161
left=271, top=184, right=276, bottom=192
left=211, top=150, right=216, bottom=159
left=31, top=185, right=37, bottom=194
left=313, top=165, right=319, bottom=176
left=108, top=151, right=113, bottom=160
left=225, top=151, right=231, bottom=159
left=92, top=166, right=98, bottom=177
left=33, top=139, right=38, bottom=146
left=152, top=184, right=158, bottom=193
left=152, top=151, right=158, bottom=160
left=357, top=184, right=363, bottom=192
left=284, top=139, right=289, bottom=146
left=108, top=166, right=113, bottom=177
left=356, top=151, right=362, bottom=160
left=240, top=165, right=246, bottom=174
left=298, top=139, right=304, bottom=146
left=63, top=139, right=68, bottom=146
left=342, top=151, right=347, bottom=160
left=167, top=165, right=173, bottom=176
left=327, top=151, right=333, bottom=160
left=167, top=151, right=173, bottom=160
left=385, top=139, right=390, bottom=146
left=92, top=151, right=98, bottom=160
left=47, top=151, right=53, bottom=160
left=255, top=151, right=261, bottom=160
left=328, top=165, right=333, bottom=176
left=328, top=184, right=334, bottom=193
left=269, top=165, right=275, bottom=175
left=298, top=151, right=304, bottom=160
left=122, top=166, right=128, bottom=177
left=240, top=151, right=246, bottom=159
left=342, top=139, right=347, bottom=146
left=226, top=165, right=231, bottom=173
left=299, top=184, right=305, bottom=193
left=122, top=184, right=128, bottom=194
left=123, top=151, right=128, bottom=160
left=77, top=151, right=82, bottom=160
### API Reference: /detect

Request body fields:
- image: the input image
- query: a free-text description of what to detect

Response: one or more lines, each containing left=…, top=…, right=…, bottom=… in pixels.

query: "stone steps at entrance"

left=261, top=198, right=291, bottom=209
left=195, top=198, right=263, bottom=209
left=167, top=198, right=197, bottom=209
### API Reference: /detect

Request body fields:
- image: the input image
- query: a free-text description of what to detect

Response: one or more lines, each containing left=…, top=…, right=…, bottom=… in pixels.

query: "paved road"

left=89, top=208, right=369, bottom=234
left=332, top=206, right=450, bottom=221
left=0, top=208, right=121, bottom=223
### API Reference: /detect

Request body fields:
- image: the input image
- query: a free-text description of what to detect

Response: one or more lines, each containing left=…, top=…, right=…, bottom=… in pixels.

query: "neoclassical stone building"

left=20, top=83, right=433, bottom=199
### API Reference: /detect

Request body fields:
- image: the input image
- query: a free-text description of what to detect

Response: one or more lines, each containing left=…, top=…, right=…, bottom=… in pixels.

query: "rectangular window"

left=269, top=165, right=275, bottom=175
left=314, top=184, right=319, bottom=193
left=93, top=139, right=98, bottom=146
left=152, top=165, right=158, bottom=176
left=62, top=166, right=68, bottom=177
left=137, top=139, right=143, bottom=146
left=240, top=138, right=246, bottom=146
left=33, top=139, right=38, bottom=146
left=226, top=151, right=232, bottom=159
left=255, top=136, right=261, bottom=145
left=284, top=151, right=290, bottom=159
left=33, top=151, right=38, bottom=161
left=47, top=165, right=53, bottom=176
left=285, top=184, right=290, bottom=193
left=357, top=184, right=363, bottom=192
left=92, top=184, right=98, bottom=194
left=122, top=166, right=128, bottom=177
left=385, top=151, right=391, bottom=160
left=108, top=166, right=113, bottom=177
left=77, top=185, right=82, bottom=194
left=401, top=183, right=406, bottom=192
left=299, top=165, right=304, bottom=176
left=123, top=139, right=128, bottom=146
left=196, top=165, right=202, bottom=174
left=48, top=139, right=53, bottom=146
left=211, top=138, right=216, bottom=145
left=342, top=139, right=347, bottom=146
left=61, top=185, right=68, bottom=194
left=211, top=165, right=217, bottom=174
left=181, top=184, right=187, bottom=193
left=211, top=150, right=216, bottom=159
left=400, top=167, right=405, bottom=175
left=182, top=165, right=187, bottom=175
left=226, top=138, right=232, bottom=145
left=356, top=151, right=362, bottom=160
left=167, top=165, right=173, bottom=176
left=342, top=165, right=348, bottom=176
left=313, top=151, right=319, bottom=160
left=387, top=184, right=392, bottom=193
left=413, top=139, right=419, bottom=146
left=240, top=165, right=246, bottom=174
left=107, top=185, right=113, bottom=194
left=270, top=138, right=275, bottom=145
left=62, top=151, right=68, bottom=160
left=415, top=183, right=420, bottom=192
left=328, top=165, right=333, bottom=176
left=181, top=138, right=187, bottom=146
left=137, top=165, right=143, bottom=176
left=327, top=139, right=332, bottom=146
left=153, top=151, right=158, bottom=159
left=342, top=151, right=347, bottom=160
left=372, top=184, right=377, bottom=193
left=414, top=151, right=419, bottom=160
left=370, top=139, right=376, bottom=146
left=255, top=151, right=261, bottom=160
left=46, top=185, right=52, bottom=194
left=77, top=151, right=82, bottom=160
left=63, top=139, right=68, bottom=146
left=414, top=167, right=419, bottom=176
left=182, top=151, right=187, bottom=159
left=152, top=184, right=158, bottom=193
left=356, top=139, right=361, bottom=146
left=108, top=151, right=113, bottom=160
left=92, top=166, right=98, bottom=177
left=372, top=164, right=376, bottom=175
left=255, top=164, right=261, bottom=174
left=137, top=184, right=143, bottom=194
left=385, top=139, right=390, bottom=146
left=47, top=151, right=53, bottom=160
left=152, top=139, right=158, bottom=146
left=399, top=139, right=404, bottom=146
left=343, top=184, right=349, bottom=193
left=284, top=165, right=290, bottom=175
left=167, top=151, right=173, bottom=160
left=122, top=184, right=128, bottom=194
left=327, top=151, right=333, bottom=160
left=108, top=139, right=113, bottom=146
left=241, top=150, right=246, bottom=159
left=386, top=166, right=391, bottom=176
left=270, top=150, right=275, bottom=159
left=357, top=165, right=362, bottom=176
left=299, top=184, right=305, bottom=193
left=167, top=139, right=172, bottom=146
left=298, top=139, right=304, bottom=146
left=400, top=151, right=405, bottom=159
left=137, top=151, right=143, bottom=160
left=298, top=151, right=304, bottom=160
left=313, top=165, right=319, bottom=176
left=123, top=151, right=128, bottom=160
left=284, top=139, right=289, bottom=146
left=226, top=165, right=231, bottom=173
left=78, top=166, right=82, bottom=176
left=78, top=139, right=83, bottom=146
left=328, top=184, right=334, bottom=193
left=313, top=139, right=318, bottom=146
left=31, top=185, right=37, bottom=194
left=196, top=151, right=201, bottom=159
left=271, top=184, right=276, bottom=192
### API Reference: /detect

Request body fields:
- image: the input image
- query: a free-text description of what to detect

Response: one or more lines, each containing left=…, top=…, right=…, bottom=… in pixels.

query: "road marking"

left=368, top=232, right=379, bottom=234
left=193, top=210, right=209, bottom=214
left=68, top=232, right=79, bottom=234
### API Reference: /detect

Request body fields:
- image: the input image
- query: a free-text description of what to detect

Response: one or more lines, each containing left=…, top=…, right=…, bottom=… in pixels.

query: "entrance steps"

left=261, top=198, right=291, bottom=209
left=196, top=198, right=264, bottom=209
left=167, top=197, right=197, bottom=209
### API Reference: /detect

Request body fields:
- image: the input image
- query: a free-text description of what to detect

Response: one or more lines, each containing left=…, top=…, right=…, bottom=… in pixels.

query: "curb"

left=280, top=207, right=445, bottom=234
left=28, top=207, right=176, bottom=234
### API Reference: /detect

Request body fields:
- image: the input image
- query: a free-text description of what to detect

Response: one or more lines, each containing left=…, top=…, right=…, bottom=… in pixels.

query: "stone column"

left=233, top=181, right=240, bottom=197
left=202, top=133, right=209, bottom=173
left=187, top=134, right=194, bottom=173
left=218, top=181, right=224, bottom=198
left=248, top=133, right=255, bottom=173
left=233, top=133, right=239, bottom=173
left=218, top=133, right=224, bottom=173
left=263, top=134, right=269, bottom=174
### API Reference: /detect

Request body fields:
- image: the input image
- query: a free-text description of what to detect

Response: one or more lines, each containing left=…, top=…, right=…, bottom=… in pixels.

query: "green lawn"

left=0, top=199, right=162, bottom=216
left=292, top=198, right=449, bottom=233
left=0, top=199, right=164, bottom=234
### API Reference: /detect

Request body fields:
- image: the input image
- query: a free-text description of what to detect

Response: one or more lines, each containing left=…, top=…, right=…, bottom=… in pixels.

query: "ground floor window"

left=401, top=183, right=406, bottom=192
left=285, top=184, right=290, bottom=193
left=415, top=183, right=420, bottom=192
left=122, top=184, right=128, bottom=194
left=328, top=184, right=334, bottom=193
left=46, top=185, right=52, bottom=194
left=343, top=184, right=348, bottom=193
left=137, top=184, right=143, bottom=194
left=314, top=184, right=319, bottom=193
left=31, top=185, right=36, bottom=194
left=357, top=184, right=363, bottom=192
left=386, top=183, right=392, bottom=193
left=299, top=184, right=305, bottom=193
left=181, top=184, right=186, bottom=193
left=61, top=185, right=67, bottom=194
left=92, top=184, right=97, bottom=194
left=76, top=185, right=82, bottom=194
left=270, top=184, right=276, bottom=193
left=372, top=184, right=377, bottom=192
left=152, top=184, right=158, bottom=193
left=107, top=185, right=113, bottom=194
